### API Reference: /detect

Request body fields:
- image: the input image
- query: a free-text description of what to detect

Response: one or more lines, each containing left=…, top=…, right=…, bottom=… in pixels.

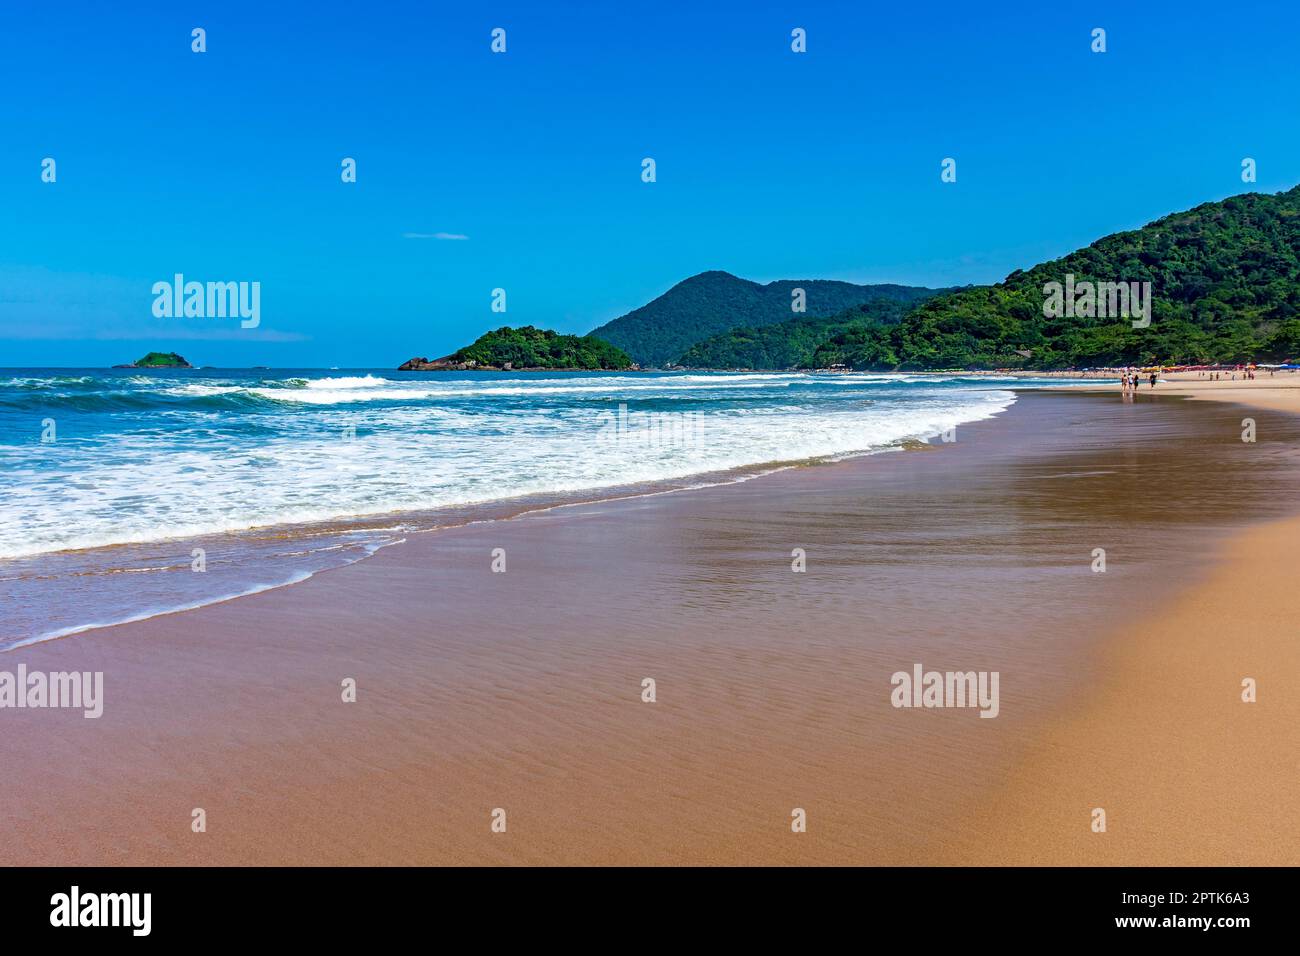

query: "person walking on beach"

left=1149, top=372, right=1157, bottom=388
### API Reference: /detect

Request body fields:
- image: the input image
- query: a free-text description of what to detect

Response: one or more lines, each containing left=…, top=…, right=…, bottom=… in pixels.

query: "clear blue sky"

left=2, top=0, right=1297, bottom=367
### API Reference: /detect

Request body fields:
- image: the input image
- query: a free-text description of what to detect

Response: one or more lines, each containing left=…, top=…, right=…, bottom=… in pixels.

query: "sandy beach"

left=2, top=385, right=1299, bottom=866
left=1130, top=369, right=1300, bottom=414
left=940, top=374, right=1300, bottom=864
left=989, top=368, right=1300, bottom=414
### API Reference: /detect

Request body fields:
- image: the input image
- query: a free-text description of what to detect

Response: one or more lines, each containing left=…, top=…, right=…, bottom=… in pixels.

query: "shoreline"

left=936, top=379, right=1300, bottom=864
left=2, top=369, right=1036, bottom=648
left=16, top=367, right=1173, bottom=654
left=941, top=512, right=1300, bottom=865
left=2, top=387, right=1298, bottom=864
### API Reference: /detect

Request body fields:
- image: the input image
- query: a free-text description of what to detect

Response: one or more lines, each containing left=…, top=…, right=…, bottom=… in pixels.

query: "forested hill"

left=676, top=295, right=948, bottom=369
left=589, top=270, right=943, bottom=367
left=400, top=326, right=633, bottom=371
left=819, top=186, right=1300, bottom=370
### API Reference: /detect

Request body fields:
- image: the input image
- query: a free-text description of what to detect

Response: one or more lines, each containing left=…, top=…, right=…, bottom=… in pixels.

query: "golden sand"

left=938, top=381, right=1300, bottom=864
left=1125, top=370, right=1300, bottom=415
left=2, top=388, right=1297, bottom=865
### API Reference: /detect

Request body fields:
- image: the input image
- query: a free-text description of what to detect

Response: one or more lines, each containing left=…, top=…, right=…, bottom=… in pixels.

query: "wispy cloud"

left=403, top=232, right=469, bottom=241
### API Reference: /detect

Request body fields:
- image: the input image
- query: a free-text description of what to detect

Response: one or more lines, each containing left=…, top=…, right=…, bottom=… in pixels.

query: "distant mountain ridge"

left=410, top=188, right=1300, bottom=374
left=676, top=294, right=956, bottom=370
left=589, top=271, right=946, bottom=367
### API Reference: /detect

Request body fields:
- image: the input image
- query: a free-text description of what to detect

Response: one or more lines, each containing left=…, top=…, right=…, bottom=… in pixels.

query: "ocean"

left=0, top=368, right=1084, bottom=647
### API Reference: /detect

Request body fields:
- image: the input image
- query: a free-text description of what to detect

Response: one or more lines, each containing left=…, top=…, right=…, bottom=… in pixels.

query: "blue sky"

left=2, top=0, right=1297, bottom=367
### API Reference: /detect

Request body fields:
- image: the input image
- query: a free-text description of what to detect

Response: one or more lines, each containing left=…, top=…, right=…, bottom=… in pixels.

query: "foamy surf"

left=0, top=368, right=1092, bottom=646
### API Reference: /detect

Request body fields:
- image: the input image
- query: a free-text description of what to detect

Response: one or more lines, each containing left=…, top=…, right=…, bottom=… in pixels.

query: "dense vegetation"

left=453, top=326, right=633, bottom=370
left=815, top=186, right=1300, bottom=370
left=677, top=296, right=946, bottom=369
left=133, top=351, right=191, bottom=367
left=589, top=270, right=942, bottom=367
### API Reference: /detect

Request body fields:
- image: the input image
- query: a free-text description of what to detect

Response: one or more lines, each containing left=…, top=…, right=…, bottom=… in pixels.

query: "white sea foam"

left=0, top=370, right=1100, bottom=647
left=6, top=536, right=404, bottom=649
left=0, top=371, right=1048, bottom=560
left=303, top=375, right=391, bottom=389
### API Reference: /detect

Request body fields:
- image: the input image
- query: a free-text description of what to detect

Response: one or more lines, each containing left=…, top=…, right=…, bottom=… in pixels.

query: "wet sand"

left=939, top=376, right=1300, bottom=864
left=3, top=389, right=1299, bottom=865
left=943, top=512, right=1300, bottom=865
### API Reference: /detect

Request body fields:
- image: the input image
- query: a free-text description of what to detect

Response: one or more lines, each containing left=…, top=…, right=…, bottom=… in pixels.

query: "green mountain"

left=815, top=186, right=1300, bottom=370
left=677, top=295, right=947, bottom=369
left=400, top=326, right=633, bottom=371
left=589, top=270, right=944, bottom=367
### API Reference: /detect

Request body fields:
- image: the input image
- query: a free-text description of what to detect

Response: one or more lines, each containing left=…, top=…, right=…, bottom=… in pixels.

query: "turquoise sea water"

left=0, top=368, right=1086, bottom=647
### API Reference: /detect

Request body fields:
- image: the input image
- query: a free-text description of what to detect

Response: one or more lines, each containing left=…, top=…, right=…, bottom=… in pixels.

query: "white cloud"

left=403, top=232, right=469, bottom=240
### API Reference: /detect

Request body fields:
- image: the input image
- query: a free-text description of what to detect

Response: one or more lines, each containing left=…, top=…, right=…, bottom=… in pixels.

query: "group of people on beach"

left=1198, top=365, right=1260, bottom=380
left=1119, top=368, right=1156, bottom=391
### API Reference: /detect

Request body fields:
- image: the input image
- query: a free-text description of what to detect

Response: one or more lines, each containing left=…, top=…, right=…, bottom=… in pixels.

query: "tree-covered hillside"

left=131, top=351, right=191, bottom=368
left=589, top=270, right=943, bottom=367
left=451, top=326, right=633, bottom=370
left=676, top=296, right=946, bottom=369
left=817, top=186, right=1300, bottom=370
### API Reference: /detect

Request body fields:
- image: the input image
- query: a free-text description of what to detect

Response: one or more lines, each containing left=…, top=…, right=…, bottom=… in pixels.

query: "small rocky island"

left=113, top=351, right=193, bottom=369
left=400, top=326, right=635, bottom=371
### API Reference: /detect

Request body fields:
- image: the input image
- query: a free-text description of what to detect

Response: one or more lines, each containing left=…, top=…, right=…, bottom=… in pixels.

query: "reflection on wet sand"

left=0, top=391, right=1297, bottom=864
